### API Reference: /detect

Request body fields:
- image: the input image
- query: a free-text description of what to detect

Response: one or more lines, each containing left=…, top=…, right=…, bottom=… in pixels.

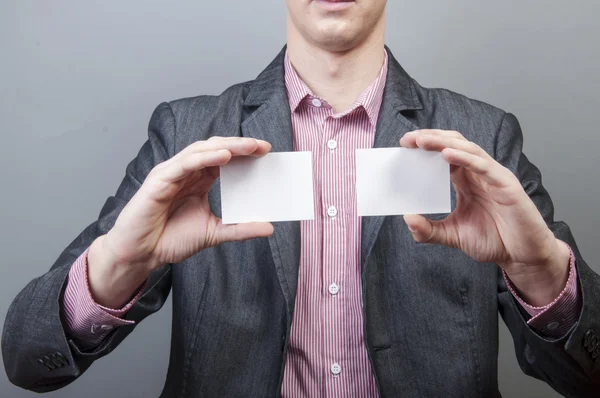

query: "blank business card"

left=220, top=152, right=314, bottom=224
left=356, top=148, right=451, bottom=216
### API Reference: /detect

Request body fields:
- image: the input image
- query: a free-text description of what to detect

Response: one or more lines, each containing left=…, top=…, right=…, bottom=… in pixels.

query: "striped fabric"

left=503, top=242, right=580, bottom=337
left=279, top=52, right=388, bottom=397
left=62, top=248, right=143, bottom=348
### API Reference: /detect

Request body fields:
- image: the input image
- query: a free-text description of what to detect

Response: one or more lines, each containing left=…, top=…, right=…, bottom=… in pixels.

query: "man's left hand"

left=400, top=129, right=571, bottom=306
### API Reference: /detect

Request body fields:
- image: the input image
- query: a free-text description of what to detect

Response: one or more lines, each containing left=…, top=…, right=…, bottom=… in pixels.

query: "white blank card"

left=356, top=148, right=451, bottom=216
left=220, top=152, right=314, bottom=224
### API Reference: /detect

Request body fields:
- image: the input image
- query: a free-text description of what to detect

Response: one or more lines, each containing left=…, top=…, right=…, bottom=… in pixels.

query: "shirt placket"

left=321, top=114, right=349, bottom=396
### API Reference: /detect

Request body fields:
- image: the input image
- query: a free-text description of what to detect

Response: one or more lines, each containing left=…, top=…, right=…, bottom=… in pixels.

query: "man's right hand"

left=87, top=137, right=274, bottom=308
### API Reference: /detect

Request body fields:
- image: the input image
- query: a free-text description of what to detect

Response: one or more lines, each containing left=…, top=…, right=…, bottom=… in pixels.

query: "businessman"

left=3, top=0, right=600, bottom=396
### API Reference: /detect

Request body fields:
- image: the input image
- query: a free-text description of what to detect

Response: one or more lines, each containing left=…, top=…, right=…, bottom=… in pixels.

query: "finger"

left=414, top=135, right=490, bottom=159
left=208, top=136, right=237, bottom=140
left=207, top=137, right=272, bottom=157
left=215, top=221, right=274, bottom=244
left=399, top=134, right=419, bottom=148
left=177, top=137, right=269, bottom=160
left=157, top=138, right=261, bottom=172
left=249, top=139, right=272, bottom=157
left=156, top=138, right=272, bottom=183
left=161, top=150, right=232, bottom=182
left=400, top=129, right=465, bottom=148
left=442, top=148, right=511, bottom=187
left=403, top=214, right=451, bottom=246
left=407, top=129, right=465, bottom=139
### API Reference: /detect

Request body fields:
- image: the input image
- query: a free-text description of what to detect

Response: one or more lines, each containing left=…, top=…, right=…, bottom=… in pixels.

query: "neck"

left=286, top=17, right=386, bottom=113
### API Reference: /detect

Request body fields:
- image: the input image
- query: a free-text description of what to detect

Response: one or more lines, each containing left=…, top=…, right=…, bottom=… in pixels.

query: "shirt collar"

left=284, top=50, right=388, bottom=127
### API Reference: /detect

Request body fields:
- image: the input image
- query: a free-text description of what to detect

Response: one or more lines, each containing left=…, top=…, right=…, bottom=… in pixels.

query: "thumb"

left=403, top=214, right=449, bottom=246
left=215, top=221, right=274, bottom=245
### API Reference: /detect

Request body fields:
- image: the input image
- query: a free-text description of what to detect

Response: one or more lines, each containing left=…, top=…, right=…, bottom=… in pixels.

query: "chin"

left=315, top=36, right=358, bottom=53
left=311, top=24, right=362, bottom=52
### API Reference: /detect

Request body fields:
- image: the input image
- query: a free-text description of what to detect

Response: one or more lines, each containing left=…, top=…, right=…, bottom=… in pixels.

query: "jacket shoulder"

left=163, top=81, right=254, bottom=147
left=168, top=81, right=252, bottom=114
left=169, top=81, right=252, bottom=118
left=412, top=82, right=511, bottom=148
left=417, top=82, right=507, bottom=123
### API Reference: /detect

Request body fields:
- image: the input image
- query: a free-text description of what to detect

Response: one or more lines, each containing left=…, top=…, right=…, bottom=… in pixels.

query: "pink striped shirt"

left=280, top=52, right=388, bottom=396
left=62, top=50, right=580, bottom=396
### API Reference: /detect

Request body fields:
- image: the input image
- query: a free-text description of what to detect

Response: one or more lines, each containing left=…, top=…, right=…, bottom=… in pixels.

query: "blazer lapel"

left=241, top=46, right=301, bottom=316
left=360, top=47, right=423, bottom=273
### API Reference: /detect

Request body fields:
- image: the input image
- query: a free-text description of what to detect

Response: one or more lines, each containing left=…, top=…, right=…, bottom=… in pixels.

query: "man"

left=3, top=0, right=599, bottom=396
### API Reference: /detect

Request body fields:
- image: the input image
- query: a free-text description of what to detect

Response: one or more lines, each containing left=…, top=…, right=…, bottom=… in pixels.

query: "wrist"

left=504, top=239, right=571, bottom=307
left=87, top=235, right=150, bottom=309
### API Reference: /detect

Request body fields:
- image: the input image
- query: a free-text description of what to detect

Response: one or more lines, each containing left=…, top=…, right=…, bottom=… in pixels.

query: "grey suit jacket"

left=3, top=46, right=600, bottom=397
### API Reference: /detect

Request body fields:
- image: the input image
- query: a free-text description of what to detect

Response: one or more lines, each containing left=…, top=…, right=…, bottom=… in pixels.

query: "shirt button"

left=329, top=283, right=339, bottom=295
left=331, top=362, right=342, bottom=375
left=327, top=139, right=337, bottom=150
left=327, top=206, right=338, bottom=218
left=311, top=98, right=322, bottom=107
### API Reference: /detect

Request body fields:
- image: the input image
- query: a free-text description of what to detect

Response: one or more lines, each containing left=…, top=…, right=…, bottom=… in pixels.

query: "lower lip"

left=314, top=0, right=355, bottom=11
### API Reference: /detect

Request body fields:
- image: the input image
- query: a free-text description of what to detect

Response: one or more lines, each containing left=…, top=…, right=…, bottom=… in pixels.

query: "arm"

left=62, top=249, right=146, bottom=350
left=495, top=113, right=600, bottom=396
left=505, top=244, right=581, bottom=338
left=2, top=102, right=273, bottom=392
left=400, top=114, right=600, bottom=396
left=1, top=103, right=177, bottom=392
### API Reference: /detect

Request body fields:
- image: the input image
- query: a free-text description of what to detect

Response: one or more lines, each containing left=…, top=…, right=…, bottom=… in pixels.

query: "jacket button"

left=42, top=355, right=56, bottom=371
left=53, top=352, right=69, bottom=366
left=37, top=358, right=52, bottom=371
left=589, top=336, right=599, bottom=353
left=584, top=329, right=595, bottom=348
left=524, top=344, right=536, bottom=364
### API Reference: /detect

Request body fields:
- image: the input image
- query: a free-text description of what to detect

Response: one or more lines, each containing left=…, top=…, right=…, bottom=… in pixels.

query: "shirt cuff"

left=503, top=242, right=581, bottom=338
left=61, top=248, right=146, bottom=348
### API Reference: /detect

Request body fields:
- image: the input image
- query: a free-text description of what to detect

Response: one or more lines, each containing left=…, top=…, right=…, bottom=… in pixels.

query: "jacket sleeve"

left=1, top=102, right=176, bottom=392
left=495, top=112, right=600, bottom=397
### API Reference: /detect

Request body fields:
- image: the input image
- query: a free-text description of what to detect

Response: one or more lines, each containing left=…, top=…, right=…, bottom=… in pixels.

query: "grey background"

left=1, top=1, right=598, bottom=397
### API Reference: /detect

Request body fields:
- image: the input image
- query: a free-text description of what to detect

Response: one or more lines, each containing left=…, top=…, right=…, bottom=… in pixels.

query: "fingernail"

left=407, top=224, right=417, bottom=232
